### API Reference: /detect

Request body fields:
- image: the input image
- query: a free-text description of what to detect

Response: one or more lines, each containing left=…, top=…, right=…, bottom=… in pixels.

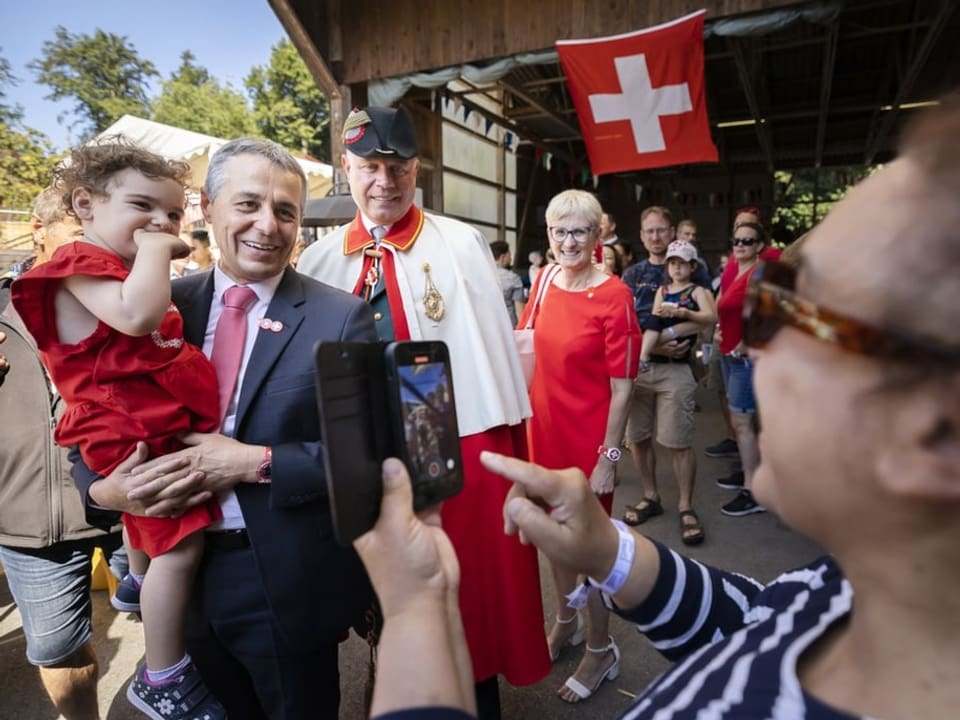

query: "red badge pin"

left=344, top=124, right=366, bottom=145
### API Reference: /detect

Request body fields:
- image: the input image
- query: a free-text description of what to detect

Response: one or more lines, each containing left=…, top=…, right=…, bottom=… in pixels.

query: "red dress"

left=441, top=426, right=550, bottom=685
left=11, top=243, right=221, bottom=557
left=519, top=274, right=641, bottom=514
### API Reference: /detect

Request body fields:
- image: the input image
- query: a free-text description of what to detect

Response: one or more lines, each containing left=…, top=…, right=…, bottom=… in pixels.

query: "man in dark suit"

left=73, top=138, right=378, bottom=719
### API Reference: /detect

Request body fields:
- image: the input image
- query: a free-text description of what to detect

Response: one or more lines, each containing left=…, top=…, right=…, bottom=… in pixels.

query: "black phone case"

left=313, top=342, right=391, bottom=545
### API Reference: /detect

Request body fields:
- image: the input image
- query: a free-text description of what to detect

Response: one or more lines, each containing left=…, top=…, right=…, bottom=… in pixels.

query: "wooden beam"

left=730, top=37, right=775, bottom=173
left=498, top=78, right=581, bottom=137
left=269, top=0, right=350, bottom=178
left=705, top=19, right=936, bottom=61
left=863, top=0, right=956, bottom=164
left=704, top=60, right=728, bottom=173
left=517, top=157, right=540, bottom=248
left=716, top=100, right=937, bottom=125
left=520, top=75, right=567, bottom=89
left=269, top=0, right=339, bottom=98
left=448, top=84, right=500, bottom=97
left=441, top=88, right=581, bottom=167
left=814, top=23, right=838, bottom=169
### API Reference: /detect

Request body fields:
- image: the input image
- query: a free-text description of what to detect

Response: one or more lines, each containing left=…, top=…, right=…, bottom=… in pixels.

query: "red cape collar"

left=342, top=206, right=425, bottom=255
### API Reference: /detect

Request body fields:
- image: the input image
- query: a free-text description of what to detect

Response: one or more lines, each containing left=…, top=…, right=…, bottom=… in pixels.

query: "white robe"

left=298, top=212, right=532, bottom=437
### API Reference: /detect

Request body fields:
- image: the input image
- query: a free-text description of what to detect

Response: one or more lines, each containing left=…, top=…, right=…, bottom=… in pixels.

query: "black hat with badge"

left=342, top=106, right=419, bottom=160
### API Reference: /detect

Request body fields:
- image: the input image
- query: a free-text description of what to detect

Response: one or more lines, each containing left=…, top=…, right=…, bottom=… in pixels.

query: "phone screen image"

left=397, top=360, right=459, bottom=491
left=386, top=342, right=463, bottom=511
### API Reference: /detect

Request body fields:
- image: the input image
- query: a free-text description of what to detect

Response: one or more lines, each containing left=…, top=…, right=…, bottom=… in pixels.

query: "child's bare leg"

left=112, top=525, right=149, bottom=613
left=123, top=526, right=149, bottom=577
left=141, top=531, right=204, bottom=671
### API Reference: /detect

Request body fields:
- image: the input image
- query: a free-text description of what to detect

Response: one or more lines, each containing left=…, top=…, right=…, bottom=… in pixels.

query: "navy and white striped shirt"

left=614, top=541, right=856, bottom=719
left=375, top=541, right=858, bottom=720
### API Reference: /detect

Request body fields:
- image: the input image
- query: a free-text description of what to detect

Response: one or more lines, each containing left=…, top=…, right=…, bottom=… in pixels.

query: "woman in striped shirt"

left=355, top=96, right=960, bottom=720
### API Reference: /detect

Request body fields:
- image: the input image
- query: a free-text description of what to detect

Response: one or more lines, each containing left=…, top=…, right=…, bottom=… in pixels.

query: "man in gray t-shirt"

left=490, top=240, right=525, bottom=326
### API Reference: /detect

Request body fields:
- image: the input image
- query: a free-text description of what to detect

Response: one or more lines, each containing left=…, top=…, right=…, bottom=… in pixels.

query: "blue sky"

left=2, top=0, right=288, bottom=149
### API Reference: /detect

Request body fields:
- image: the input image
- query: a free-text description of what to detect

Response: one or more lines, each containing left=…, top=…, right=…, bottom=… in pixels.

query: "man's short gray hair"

left=204, top=137, right=309, bottom=212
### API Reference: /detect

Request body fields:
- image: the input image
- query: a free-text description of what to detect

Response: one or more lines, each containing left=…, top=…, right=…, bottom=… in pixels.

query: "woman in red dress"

left=518, top=190, right=640, bottom=704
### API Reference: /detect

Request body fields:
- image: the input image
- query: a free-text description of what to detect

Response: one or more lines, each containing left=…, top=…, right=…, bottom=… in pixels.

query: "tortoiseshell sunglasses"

left=744, top=260, right=960, bottom=364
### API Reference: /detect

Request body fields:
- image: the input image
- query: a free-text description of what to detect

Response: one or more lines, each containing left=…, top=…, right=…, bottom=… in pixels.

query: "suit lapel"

left=172, top=272, right=215, bottom=348
left=234, top=268, right=306, bottom=431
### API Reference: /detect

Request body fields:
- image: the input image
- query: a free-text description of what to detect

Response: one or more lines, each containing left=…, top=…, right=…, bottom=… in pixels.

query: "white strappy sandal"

left=548, top=611, right=585, bottom=662
left=560, top=636, right=621, bottom=703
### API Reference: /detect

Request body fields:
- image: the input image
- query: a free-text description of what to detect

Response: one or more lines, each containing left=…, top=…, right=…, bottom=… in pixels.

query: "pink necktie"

left=210, top=285, right=258, bottom=424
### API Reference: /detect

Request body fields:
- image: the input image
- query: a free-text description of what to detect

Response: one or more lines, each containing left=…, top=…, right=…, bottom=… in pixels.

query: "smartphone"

left=384, top=341, right=463, bottom=513
left=314, top=340, right=463, bottom=546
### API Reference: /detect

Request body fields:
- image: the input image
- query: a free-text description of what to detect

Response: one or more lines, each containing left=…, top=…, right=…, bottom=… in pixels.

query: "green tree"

left=0, top=53, right=16, bottom=119
left=28, top=26, right=158, bottom=140
left=153, top=51, right=256, bottom=138
left=246, top=38, right=329, bottom=160
left=0, top=51, right=59, bottom=210
left=772, top=166, right=875, bottom=239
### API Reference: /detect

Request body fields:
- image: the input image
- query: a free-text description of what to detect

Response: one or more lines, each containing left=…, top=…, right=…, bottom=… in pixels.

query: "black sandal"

left=679, top=510, right=705, bottom=545
left=622, top=497, right=663, bottom=526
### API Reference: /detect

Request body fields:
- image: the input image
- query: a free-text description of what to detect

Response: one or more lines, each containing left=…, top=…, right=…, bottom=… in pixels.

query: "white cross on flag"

left=557, top=10, right=718, bottom=175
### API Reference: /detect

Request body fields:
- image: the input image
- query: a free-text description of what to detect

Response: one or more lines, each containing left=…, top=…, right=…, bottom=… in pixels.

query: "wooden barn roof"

left=270, top=0, right=960, bottom=172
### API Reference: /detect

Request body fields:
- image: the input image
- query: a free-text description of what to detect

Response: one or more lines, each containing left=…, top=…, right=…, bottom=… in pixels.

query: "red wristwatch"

left=256, top=446, right=272, bottom=483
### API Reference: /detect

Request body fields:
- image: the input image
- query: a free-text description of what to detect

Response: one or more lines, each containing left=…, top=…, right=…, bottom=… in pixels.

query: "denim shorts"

left=720, top=354, right=757, bottom=414
left=0, top=536, right=123, bottom=665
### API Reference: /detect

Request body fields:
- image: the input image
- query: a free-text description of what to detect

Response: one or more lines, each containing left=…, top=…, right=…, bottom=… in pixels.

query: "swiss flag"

left=556, top=10, right=718, bottom=175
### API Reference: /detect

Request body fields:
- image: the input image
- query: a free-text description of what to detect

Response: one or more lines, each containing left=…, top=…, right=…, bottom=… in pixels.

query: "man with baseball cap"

left=298, top=106, right=550, bottom=718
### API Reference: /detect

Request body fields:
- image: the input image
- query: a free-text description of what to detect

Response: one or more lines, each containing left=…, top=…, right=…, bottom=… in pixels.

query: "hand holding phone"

left=314, top=340, right=463, bottom=545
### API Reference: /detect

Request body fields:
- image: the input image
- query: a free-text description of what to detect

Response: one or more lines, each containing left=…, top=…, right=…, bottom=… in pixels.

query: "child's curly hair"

left=54, top=136, right=192, bottom=218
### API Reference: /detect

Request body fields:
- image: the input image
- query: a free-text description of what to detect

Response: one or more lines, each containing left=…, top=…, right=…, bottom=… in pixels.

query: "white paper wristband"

left=587, top=519, right=635, bottom=596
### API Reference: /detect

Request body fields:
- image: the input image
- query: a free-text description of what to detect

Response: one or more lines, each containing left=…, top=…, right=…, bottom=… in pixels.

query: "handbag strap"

left=523, top=264, right=562, bottom=330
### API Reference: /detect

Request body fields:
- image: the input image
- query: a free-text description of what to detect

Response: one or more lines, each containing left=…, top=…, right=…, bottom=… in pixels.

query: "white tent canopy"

left=96, top=116, right=334, bottom=213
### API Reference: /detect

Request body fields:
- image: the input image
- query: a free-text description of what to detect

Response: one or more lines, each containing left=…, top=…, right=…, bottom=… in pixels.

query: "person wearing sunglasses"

left=713, top=220, right=768, bottom=516
left=705, top=208, right=782, bottom=483
left=351, top=95, right=960, bottom=720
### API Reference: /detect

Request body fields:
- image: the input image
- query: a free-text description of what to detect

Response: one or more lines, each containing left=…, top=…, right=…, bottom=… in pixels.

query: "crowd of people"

left=0, top=96, right=955, bottom=720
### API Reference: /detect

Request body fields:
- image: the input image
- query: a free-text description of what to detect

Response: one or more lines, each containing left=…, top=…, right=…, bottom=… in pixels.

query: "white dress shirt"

left=203, top=265, right=282, bottom=530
